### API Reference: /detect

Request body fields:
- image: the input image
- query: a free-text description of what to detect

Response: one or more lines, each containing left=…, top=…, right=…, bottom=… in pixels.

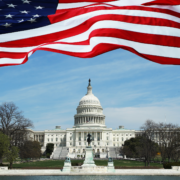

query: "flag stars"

left=2, top=23, right=12, bottom=28
left=5, top=14, right=14, bottom=18
left=33, top=14, right=40, bottom=18
left=35, top=6, right=44, bottom=9
left=18, top=19, right=24, bottom=23
left=7, top=4, right=17, bottom=8
left=28, top=18, right=36, bottom=23
left=22, top=0, right=31, bottom=4
left=20, top=10, right=29, bottom=14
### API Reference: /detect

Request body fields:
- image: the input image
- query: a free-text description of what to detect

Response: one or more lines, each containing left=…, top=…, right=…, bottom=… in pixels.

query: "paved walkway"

left=0, top=169, right=180, bottom=176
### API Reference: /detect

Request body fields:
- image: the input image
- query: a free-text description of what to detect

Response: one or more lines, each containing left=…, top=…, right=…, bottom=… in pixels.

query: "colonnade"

left=75, top=131, right=102, bottom=141
left=34, top=134, right=44, bottom=142
left=75, top=116, right=105, bottom=125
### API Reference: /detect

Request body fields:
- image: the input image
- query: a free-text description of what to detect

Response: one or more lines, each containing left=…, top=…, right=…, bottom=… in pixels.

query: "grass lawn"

left=11, top=159, right=163, bottom=169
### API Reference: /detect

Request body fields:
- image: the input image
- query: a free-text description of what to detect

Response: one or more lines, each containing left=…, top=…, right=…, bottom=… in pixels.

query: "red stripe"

left=1, top=42, right=180, bottom=67
left=1, top=13, right=180, bottom=48
left=55, top=5, right=180, bottom=20
left=143, top=0, right=180, bottom=6
left=0, top=52, right=27, bottom=59
left=58, top=0, right=117, bottom=3
left=58, top=28, right=180, bottom=47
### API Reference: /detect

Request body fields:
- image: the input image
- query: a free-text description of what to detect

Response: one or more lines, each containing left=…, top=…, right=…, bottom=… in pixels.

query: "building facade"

left=28, top=80, right=136, bottom=158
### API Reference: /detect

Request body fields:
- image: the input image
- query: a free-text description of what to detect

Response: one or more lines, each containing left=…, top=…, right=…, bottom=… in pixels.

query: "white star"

left=7, top=4, right=17, bottom=8
left=35, top=6, right=44, bottom=9
left=20, top=10, right=29, bottom=14
left=2, top=23, right=12, bottom=28
left=5, top=14, right=14, bottom=18
left=18, top=19, right=24, bottom=23
left=28, top=18, right=36, bottom=23
left=33, top=14, right=40, bottom=17
left=22, top=0, right=31, bottom=4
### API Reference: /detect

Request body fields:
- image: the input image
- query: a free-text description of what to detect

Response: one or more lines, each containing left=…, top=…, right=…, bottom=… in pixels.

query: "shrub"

left=71, top=162, right=83, bottom=166
left=163, top=162, right=180, bottom=169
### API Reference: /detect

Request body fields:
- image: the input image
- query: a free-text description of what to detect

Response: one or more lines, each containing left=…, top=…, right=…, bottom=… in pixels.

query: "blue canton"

left=0, top=0, right=58, bottom=34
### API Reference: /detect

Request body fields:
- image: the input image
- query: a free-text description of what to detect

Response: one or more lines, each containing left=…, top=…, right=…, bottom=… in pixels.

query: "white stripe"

left=57, top=2, right=94, bottom=10
left=1, top=9, right=180, bottom=43
left=2, top=36, right=180, bottom=63
left=43, top=36, right=180, bottom=59
left=58, top=20, right=180, bottom=43
left=0, top=57, right=25, bottom=64
left=1, top=19, right=180, bottom=53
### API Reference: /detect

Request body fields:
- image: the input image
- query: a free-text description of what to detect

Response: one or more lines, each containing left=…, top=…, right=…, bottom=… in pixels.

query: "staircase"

left=109, top=147, right=117, bottom=158
left=59, top=147, right=69, bottom=158
left=52, top=147, right=62, bottom=159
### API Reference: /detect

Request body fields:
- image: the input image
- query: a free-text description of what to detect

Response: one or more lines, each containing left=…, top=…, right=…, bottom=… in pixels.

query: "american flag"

left=0, top=0, right=180, bottom=67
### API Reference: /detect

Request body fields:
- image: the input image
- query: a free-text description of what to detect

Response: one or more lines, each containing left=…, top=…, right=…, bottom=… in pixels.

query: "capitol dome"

left=74, top=79, right=106, bottom=127
left=79, top=81, right=101, bottom=106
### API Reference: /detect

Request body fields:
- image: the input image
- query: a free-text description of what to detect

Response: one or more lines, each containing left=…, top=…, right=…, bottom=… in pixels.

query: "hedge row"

left=163, top=162, right=180, bottom=169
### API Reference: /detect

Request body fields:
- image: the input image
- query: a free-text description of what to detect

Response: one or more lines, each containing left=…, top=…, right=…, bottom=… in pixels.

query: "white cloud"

left=104, top=102, right=180, bottom=130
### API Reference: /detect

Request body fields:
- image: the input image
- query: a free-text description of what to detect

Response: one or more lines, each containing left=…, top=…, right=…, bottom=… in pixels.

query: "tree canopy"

left=0, top=102, right=33, bottom=147
left=20, top=141, right=41, bottom=160
left=0, top=132, right=10, bottom=164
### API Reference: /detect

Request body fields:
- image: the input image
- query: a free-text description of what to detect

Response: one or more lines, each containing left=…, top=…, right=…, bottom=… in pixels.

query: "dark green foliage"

left=20, top=141, right=41, bottom=159
left=45, top=143, right=54, bottom=158
left=71, top=162, right=83, bottom=166
left=0, top=132, right=10, bottom=163
left=163, top=162, right=180, bottom=169
left=123, top=137, right=142, bottom=157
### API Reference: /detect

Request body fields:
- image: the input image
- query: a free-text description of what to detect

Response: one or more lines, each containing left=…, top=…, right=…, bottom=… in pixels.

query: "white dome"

left=74, top=79, right=106, bottom=128
left=79, top=81, right=101, bottom=106
left=79, top=94, right=100, bottom=106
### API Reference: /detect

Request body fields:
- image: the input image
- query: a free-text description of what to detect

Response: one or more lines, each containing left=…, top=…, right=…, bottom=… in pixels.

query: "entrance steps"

left=53, top=147, right=68, bottom=159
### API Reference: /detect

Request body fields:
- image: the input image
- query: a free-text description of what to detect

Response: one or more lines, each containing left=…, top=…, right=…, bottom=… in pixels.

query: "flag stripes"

left=1, top=0, right=180, bottom=66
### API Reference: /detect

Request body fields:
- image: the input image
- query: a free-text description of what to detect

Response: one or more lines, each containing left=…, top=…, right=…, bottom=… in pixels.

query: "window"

left=117, top=134, right=119, bottom=136
left=102, top=149, right=104, bottom=152
left=73, top=149, right=75, bottom=153
left=70, top=137, right=72, bottom=140
left=122, top=138, right=124, bottom=141
left=47, top=138, right=49, bottom=142
left=113, top=134, right=115, bottom=136
left=113, top=138, right=115, bottom=141
left=51, top=138, right=53, bottom=142
left=107, top=143, right=108, bottom=145
left=117, top=138, right=119, bottom=141
left=79, top=142, right=81, bottom=145
left=107, top=137, right=108, bottom=140
left=126, top=134, right=128, bottom=136
left=70, top=143, right=72, bottom=146
left=78, top=149, right=80, bottom=153
left=130, top=134, right=132, bottom=136
left=56, top=138, right=58, bottom=141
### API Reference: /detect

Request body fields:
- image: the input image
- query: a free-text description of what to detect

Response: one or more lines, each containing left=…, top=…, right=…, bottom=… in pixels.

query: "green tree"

left=20, top=141, right=41, bottom=160
left=46, top=143, right=54, bottom=158
left=4, top=146, right=19, bottom=169
left=0, top=132, right=10, bottom=164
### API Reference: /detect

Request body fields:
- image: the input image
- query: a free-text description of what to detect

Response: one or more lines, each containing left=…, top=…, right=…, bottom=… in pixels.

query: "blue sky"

left=1, top=49, right=180, bottom=131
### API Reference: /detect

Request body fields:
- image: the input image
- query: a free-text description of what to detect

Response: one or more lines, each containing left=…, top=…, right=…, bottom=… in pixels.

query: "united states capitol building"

left=28, top=80, right=137, bottom=159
